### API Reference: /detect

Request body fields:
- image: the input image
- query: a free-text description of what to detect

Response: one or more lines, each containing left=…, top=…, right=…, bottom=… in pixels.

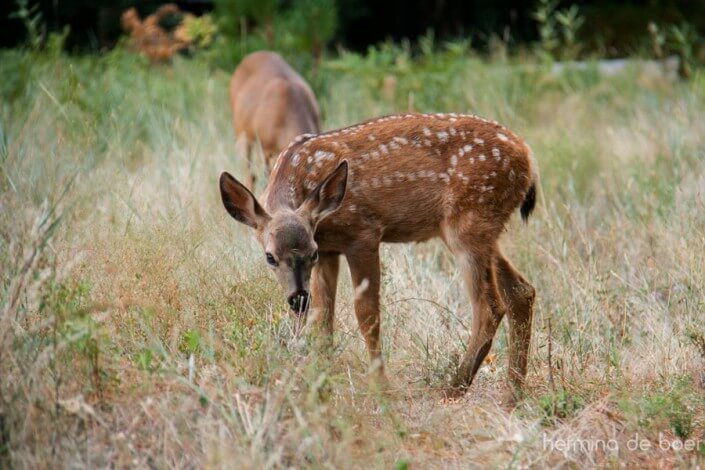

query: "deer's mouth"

left=288, top=290, right=310, bottom=316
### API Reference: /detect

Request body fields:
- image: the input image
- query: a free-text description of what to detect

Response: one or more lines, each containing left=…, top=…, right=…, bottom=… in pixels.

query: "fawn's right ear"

left=219, top=172, right=271, bottom=229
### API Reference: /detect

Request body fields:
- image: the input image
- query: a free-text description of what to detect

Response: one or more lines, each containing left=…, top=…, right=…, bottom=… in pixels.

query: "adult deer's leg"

left=236, top=132, right=255, bottom=189
left=448, top=237, right=507, bottom=391
left=345, top=245, right=385, bottom=378
left=495, top=252, right=535, bottom=392
left=309, top=253, right=340, bottom=346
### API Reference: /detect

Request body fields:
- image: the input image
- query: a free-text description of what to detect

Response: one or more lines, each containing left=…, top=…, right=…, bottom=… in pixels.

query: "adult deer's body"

left=229, top=51, right=320, bottom=189
left=220, top=112, right=538, bottom=392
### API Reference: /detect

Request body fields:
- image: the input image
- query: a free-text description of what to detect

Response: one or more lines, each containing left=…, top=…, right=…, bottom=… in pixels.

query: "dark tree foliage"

left=1, top=0, right=704, bottom=54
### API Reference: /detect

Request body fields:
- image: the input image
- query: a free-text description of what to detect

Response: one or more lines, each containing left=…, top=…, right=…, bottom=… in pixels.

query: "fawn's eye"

left=265, top=252, right=278, bottom=267
left=311, top=251, right=319, bottom=263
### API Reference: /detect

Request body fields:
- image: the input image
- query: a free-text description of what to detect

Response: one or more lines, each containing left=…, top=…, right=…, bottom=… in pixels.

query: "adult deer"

left=229, top=51, right=321, bottom=189
left=219, top=112, right=538, bottom=393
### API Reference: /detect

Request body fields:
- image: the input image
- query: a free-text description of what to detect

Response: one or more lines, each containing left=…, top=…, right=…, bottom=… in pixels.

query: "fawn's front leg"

left=345, top=245, right=386, bottom=379
left=309, top=252, right=340, bottom=347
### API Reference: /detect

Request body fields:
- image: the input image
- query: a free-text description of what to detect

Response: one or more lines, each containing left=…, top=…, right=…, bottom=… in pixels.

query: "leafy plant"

left=532, top=0, right=584, bottom=61
left=667, top=23, right=699, bottom=79
left=648, top=21, right=702, bottom=79
left=9, top=0, right=45, bottom=51
left=283, top=0, right=338, bottom=65
left=539, top=389, right=584, bottom=424
left=181, top=14, right=218, bottom=49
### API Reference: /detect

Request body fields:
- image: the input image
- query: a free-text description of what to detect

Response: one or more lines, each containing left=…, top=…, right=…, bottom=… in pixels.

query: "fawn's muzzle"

left=288, top=290, right=310, bottom=314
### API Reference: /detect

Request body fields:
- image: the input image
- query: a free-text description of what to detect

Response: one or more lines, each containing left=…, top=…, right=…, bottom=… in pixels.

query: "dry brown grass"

left=1, top=51, right=704, bottom=468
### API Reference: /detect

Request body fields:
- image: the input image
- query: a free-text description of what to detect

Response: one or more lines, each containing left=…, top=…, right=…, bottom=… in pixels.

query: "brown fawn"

left=229, top=51, right=321, bottom=189
left=219, top=112, right=538, bottom=393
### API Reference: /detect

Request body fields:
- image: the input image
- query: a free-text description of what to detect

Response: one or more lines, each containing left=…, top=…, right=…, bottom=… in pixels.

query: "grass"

left=1, top=47, right=705, bottom=467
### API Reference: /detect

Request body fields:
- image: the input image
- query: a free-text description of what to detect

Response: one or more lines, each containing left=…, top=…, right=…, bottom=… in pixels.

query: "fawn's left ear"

left=299, top=160, right=348, bottom=225
left=220, top=172, right=271, bottom=229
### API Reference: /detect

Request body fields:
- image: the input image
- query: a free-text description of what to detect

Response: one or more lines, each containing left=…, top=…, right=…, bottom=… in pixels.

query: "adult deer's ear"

left=219, top=172, right=270, bottom=229
left=299, top=160, right=348, bottom=225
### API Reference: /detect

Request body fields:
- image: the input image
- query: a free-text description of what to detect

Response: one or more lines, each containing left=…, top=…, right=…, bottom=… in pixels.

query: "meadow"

left=1, top=46, right=704, bottom=467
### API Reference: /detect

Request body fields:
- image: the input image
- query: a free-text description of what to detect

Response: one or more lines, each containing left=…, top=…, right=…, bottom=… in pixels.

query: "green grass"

left=1, top=47, right=705, bottom=467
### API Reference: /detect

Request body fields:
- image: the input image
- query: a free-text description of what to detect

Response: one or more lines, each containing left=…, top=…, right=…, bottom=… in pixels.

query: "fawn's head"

left=219, top=161, right=348, bottom=315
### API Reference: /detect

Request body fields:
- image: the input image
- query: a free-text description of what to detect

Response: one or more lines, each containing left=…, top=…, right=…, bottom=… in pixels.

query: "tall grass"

left=1, top=48, right=704, bottom=467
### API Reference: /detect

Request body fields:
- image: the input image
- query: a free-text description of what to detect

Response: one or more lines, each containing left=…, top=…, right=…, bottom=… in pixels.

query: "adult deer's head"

left=219, top=161, right=348, bottom=315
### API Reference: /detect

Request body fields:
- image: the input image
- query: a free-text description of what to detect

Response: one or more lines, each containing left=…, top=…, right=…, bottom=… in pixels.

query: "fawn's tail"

left=520, top=144, right=539, bottom=222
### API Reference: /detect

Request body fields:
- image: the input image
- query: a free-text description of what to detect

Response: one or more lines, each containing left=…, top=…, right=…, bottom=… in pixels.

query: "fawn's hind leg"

left=448, top=238, right=507, bottom=392
left=495, top=252, right=535, bottom=393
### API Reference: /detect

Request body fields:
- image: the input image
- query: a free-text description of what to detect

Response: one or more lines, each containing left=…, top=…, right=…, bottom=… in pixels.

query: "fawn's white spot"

left=497, top=132, right=508, bottom=141
left=424, top=139, right=432, bottom=147
left=291, top=153, right=301, bottom=166
left=423, top=127, right=432, bottom=136
left=379, top=144, right=389, bottom=155
left=439, top=173, right=450, bottom=184
left=355, top=278, right=370, bottom=299
left=463, top=144, right=473, bottom=153
left=449, top=127, right=457, bottom=136
left=436, top=131, right=449, bottom=142
left=450, top=154, right=458, bottom=167
left=371, top=177, right=381, bottom=188
left=394, top=136, right=408, bottom=145
left=372, top=150, right=380, bottom=158
left=349, top=204, right=357, bottom=213
left=492, top=148, right=501, bottom=160
left=368, top=134, right=376, bottom=141
left=478, top=154, right=486, bottom=162
left=474, top=137, right=484, bottom=145
left=314, top=150, right=336, bottom=163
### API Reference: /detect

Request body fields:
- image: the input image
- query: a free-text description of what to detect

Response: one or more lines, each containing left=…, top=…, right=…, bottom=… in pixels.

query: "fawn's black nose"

left=288, top=290, right=310, bottom=314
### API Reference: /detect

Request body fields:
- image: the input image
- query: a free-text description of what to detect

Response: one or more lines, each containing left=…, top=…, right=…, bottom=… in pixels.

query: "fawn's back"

left=265, top=113, right=537, bottom=247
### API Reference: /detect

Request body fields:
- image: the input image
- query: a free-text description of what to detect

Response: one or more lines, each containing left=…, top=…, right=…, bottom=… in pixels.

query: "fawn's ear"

left=219, top=172, right=270, bottom=229
left=299, top=160, right=348, bottom=225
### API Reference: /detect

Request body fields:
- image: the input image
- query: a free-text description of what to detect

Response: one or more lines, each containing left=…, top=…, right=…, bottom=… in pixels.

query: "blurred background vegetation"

left=2, top=1, right=705, bottom=71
